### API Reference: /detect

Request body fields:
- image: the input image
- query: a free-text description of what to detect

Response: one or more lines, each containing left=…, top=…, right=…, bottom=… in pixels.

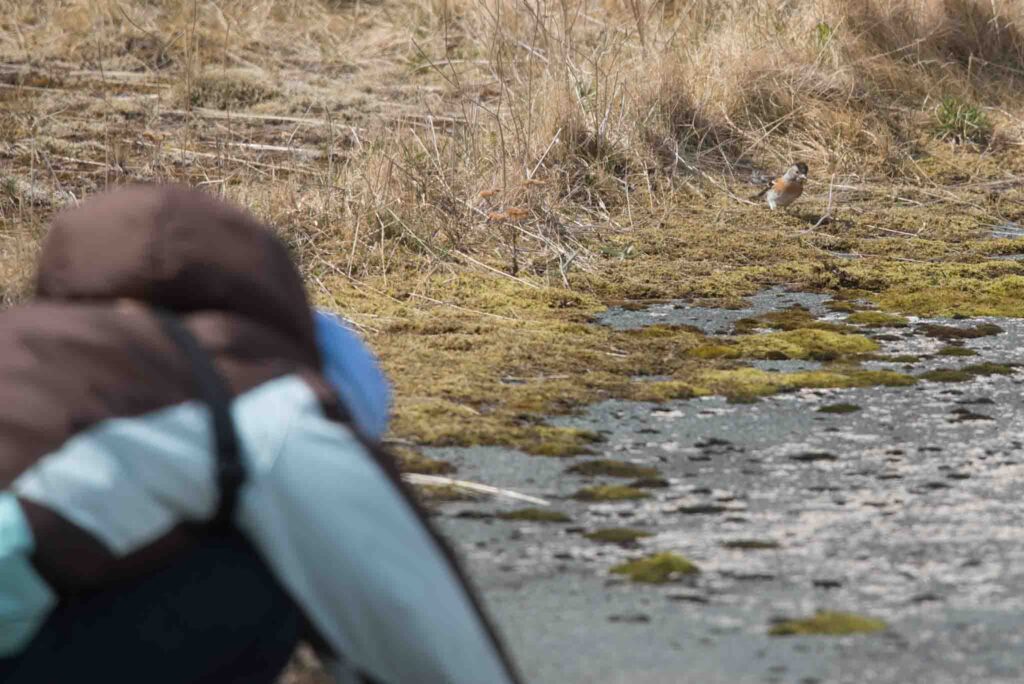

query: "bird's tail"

left=750, top=186, right=770, bottom=201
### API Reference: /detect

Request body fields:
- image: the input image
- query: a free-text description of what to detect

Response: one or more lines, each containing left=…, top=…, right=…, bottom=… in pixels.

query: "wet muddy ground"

left=433, top=288, right=1024, bottom=684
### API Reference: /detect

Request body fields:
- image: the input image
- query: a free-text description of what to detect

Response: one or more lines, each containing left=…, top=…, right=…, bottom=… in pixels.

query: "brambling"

left=752, top=162, right=809, bottom=210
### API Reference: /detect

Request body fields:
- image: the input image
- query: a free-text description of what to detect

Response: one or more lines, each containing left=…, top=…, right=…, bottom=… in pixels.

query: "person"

left=0, top=184, right=520, bottom=684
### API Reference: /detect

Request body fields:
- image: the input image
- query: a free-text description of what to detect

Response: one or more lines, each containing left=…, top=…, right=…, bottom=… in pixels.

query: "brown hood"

left=35, top=184, right=316, bottom=357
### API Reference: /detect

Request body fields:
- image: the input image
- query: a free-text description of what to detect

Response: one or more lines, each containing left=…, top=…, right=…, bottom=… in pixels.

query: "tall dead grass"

left=2, top=0, right=1024, bottom=287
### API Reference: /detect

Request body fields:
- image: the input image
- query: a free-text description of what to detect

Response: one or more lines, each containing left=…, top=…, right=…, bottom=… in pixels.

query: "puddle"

left=436, top=289, right=1024, bottom=683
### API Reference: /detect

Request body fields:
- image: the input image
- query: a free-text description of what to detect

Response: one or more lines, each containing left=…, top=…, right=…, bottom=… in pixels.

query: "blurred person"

left=0, top=184, right=519, bottom=684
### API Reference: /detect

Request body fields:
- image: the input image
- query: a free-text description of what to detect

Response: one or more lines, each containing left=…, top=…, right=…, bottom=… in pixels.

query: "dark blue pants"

left=0, top=534, right=301, bottom=683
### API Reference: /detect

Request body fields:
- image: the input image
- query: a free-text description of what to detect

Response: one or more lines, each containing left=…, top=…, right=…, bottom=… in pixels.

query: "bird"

left=752, top=162, right=808, bottom=210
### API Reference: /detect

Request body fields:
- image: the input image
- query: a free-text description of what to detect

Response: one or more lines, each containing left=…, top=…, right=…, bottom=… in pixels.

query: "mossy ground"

left=316, top=158, right=1024, bottom=452
left=610, top=553, right=700, bottom=583
left=584, top=528, right=654, bottom=544
left=846, top=312, right=909, bottom=328
left=920, top=363, right=1019, bottom=383
left=574, top=485, right=650, bottom=501
left=768, top=611, right=888, bottom=637
left=4, top=55, right=1024, bottom=462
left=496, top=508, right=572, bottom=523
left=937, top=345, right=977, bottom=357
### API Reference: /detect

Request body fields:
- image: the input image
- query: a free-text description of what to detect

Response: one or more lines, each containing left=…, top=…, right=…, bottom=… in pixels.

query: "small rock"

left=608, top=612, right=651, bottom=624
left=790, top=451, right=839, bottom=462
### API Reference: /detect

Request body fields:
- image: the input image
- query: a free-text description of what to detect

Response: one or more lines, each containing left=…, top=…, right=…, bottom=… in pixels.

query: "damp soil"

left=433, top=288, right=1024, bottom=684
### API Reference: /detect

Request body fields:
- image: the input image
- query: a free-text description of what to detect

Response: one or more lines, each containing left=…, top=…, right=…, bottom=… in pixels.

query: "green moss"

left=394, top=446, right=456, bottom=475
left=415, top=485, right=474, bottom=502
left=689, top=344, right=741, bottom=360
left=825, top=300, right=859, bottom=313
left=692, top=329, right=878, bottom=362
left=627, top=380, right=699, bottom=402
left=769, top=611, right=888, bottom=637
left=919, top=368, right=973, bottom=382
left=736, top=329, right=878, bottom=360
left=584, top=527, right=654, bottom=543
left=861, top=353, right=921, bottom=363
left=610, top=552, right=700, bottom=583
left=937, top=345, right=977, bottom=357
left=964, top=362, right=1019, bottom=376
left=496, top=508, right=571, bottom=522
left=394, top=398, right=603, bottom=456
left=574, top=485, right=650, bottom=501
left=918, top=322, right=1004, bottom=340
left=721, top=539, right=781, bottom=550
left=733, top=308, right=850, bottom=334
left=921, top=363, right=1018, bottom=382
left=846, top=311, right=909, bottom=327
left=697, top=367, right=915, bottom=402
left=629, top=323, right=703, bottom=338
left=873, top=262, right=1024, bottom=312
left=566, top=460, right=660, bottom=478
left=817, top=403, right=862, bottom=414
left=630, top=477, right=670, bottom=488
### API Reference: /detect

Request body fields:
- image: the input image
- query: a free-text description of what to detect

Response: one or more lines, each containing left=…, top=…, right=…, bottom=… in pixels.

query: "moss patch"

left=414, top=485, right=475, bottom=503
left=846, top=311, right=909, bottom=327
left=921, top=363, right=1018, bottom=382
left=877, top=273, right=1024, bottom=319
left=733, top=307, right=851, bottom=334
left=394, top=446, right=456, bottom=475
left=692, top=329, right=878, bottom=361
left=610, top=553, right=700, bottom=583
left=917, top=322, right=1005, bottom=340
left=697, top=367, right=915, bottom=402
left=919, top=368, right=973, bottom=382
left=566, top=460, right=660, bottom=478
left=964, top=362, right=1019, bottom=376
left=721, top=539, right=781, bottom=550
left=575, top=485, right=650, bottom=501
left=394, top=398, right=603, bottom=456
left=769, top=611, right=888, bottom=637
left=630, top=477, right=671, bottom=488
left=496, top=508, right=571, bottom=523
left=584, top=527, right=654, bottom=544
left=817, top=403, right=862, bottom=414
left=937, top=345, right=977, bottom=357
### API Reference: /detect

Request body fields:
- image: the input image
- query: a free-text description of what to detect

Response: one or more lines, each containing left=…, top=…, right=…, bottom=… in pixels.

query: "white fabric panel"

left=13, top=401, right=218, bottom=556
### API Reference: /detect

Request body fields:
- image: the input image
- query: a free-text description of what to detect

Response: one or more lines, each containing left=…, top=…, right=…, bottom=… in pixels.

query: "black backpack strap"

left=153, top=310, right=245, bottom=530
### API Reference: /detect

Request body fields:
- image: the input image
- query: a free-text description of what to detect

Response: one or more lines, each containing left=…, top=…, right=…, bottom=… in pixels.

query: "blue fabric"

left=313, top=311, right=391, bottom=441
left=0, top=493, right=56, bottom=657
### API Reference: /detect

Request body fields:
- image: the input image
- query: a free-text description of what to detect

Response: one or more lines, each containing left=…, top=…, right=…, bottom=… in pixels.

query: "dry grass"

left=4, top=1, right=1024, bottom=678
left=3, top=0, right=1024, bottom=295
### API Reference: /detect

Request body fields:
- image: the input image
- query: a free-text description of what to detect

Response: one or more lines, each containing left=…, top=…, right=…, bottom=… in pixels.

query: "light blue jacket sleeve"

left=313, top=311, right=391, bottom=441
left=0, top=492, right=57, bottom=657
left=233, top=378, right=515, bottom=684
